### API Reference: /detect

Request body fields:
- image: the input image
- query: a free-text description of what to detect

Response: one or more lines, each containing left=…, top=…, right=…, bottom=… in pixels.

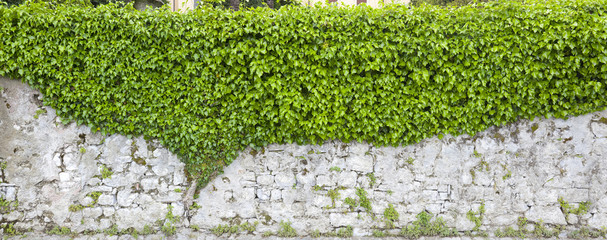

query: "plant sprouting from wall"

left=400, top=211, right=458, bottom=238
left=466, top=201, right=485, bottom=233
left=383, top=204, right=399, bottom=228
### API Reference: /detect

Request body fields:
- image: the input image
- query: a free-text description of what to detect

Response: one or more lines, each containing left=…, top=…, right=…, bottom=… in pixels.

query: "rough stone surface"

left=526, top=206, right=568, bottom=225
left=2, top=77, right=607, bottom=238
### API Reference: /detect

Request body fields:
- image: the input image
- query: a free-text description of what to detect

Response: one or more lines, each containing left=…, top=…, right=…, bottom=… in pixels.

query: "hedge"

left=1, top=0, right=607, bottom=185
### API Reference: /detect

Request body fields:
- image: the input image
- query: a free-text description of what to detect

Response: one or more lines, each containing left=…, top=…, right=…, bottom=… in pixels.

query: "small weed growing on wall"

left=326, top=188, right=342, bottom=209
left=479, top=161, right=489, bottom=171
left=473, top=150, right=481, bottom=158
left=0, top=223, right=20, bottom=236
left=329, top=166, right=341, bottom=172
left=33, top=109, right=46, bottom=119
left=495, top=226, right=524, bottom=238
left=0, top=196, right=19, bottom=214
left=495, top=217, right=528, bottom=238
left=310, top=229, right=321, bottom=238
left=79, top=147, right=86, bottom=153
left=518, top=217, right=528, bottom=228
left=470, top=161, right=490, bottom=184
left=191, top=202, right=201, bottom=210
left=190, top=225, right=200, bottom=231
left=313, top=185, right=322, bottom=191
left=344, top=197, right=357, bottom=211
left=569, top=227, right=607, bottom=239
left=1, top=223, right=19, bottom=236
left=104, top=224, right=119, bottom=236
left=501, top=164, right=512, bottom=180
left=573, top=201, right=591, bottom=215
left=572, top=201, right=590, bottom=215
left=129, top=229, right=139, bottom=239
left=88, top=191, right=102, bottom=205
left=531, top=220, right=561, bottom=238
left=69, top=191, right=104, bottom=212
left=47, top=226, right=71, bottom=235
left=337, top=226, right=353, bottom=237
left=367, top=173, right=377, bottom=188
left=406, top=157, right=415, bottom=165
left=324, top=226, right=354, bottom=237
left=262, top=231, right=273, bottom=237
left=211, top=224, right=239, bottom=236
left=239, top=221, right=259, bottom=233
left=469, top=169, right=477, bottom=183
left=502, top=170, right=512, bottom=180
left=161, top=205, right=179, bottom=236
left=100, top=165, right=113, bottom=179
left=174, top=188, right=182, bottom=193
left=69, top=204, right=85, bottom=212
left=372, top=229, right=387, bottom=237
left=400, top=211, right=458, bottom=238
left=161, top=222, right=177, bottom=236
left=142, top=225, right=155, bottom=235
left=277, top=221, right=297, bottom=237
left=356, top=188, right=372, bottom=213
left=559, top=197, right=591, bottom=221
left=531, top=123, right=539, bottom=133
left=466, top=201, right=485, bottom=232
left=384, top=204, right=400, bottom=228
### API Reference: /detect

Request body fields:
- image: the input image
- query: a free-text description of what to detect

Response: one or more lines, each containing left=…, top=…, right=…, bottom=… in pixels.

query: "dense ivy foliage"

left=204, top=0, right=297, bottom=11
left=1, top=0, right=607, bottom=185
left=0, top=0, right=22, bottom=6
left=409, top=0, right=493, bottom=7
left=0, top=0, right=135, bottom=8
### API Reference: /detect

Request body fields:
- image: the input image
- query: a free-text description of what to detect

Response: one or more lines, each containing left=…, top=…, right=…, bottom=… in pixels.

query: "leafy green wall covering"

left=1, top=0, right=606, bottom=185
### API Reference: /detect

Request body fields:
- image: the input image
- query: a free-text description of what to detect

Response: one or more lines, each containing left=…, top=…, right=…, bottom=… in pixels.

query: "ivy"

left=1, top=0, right=607, bottom=186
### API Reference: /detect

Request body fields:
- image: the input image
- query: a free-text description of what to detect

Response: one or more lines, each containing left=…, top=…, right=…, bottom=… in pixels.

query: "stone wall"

left=1, top=76, right=607, bottom=239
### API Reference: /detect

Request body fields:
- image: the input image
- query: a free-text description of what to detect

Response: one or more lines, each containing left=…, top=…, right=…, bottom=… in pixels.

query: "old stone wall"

left=1, top=76, right=607, bottom=239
